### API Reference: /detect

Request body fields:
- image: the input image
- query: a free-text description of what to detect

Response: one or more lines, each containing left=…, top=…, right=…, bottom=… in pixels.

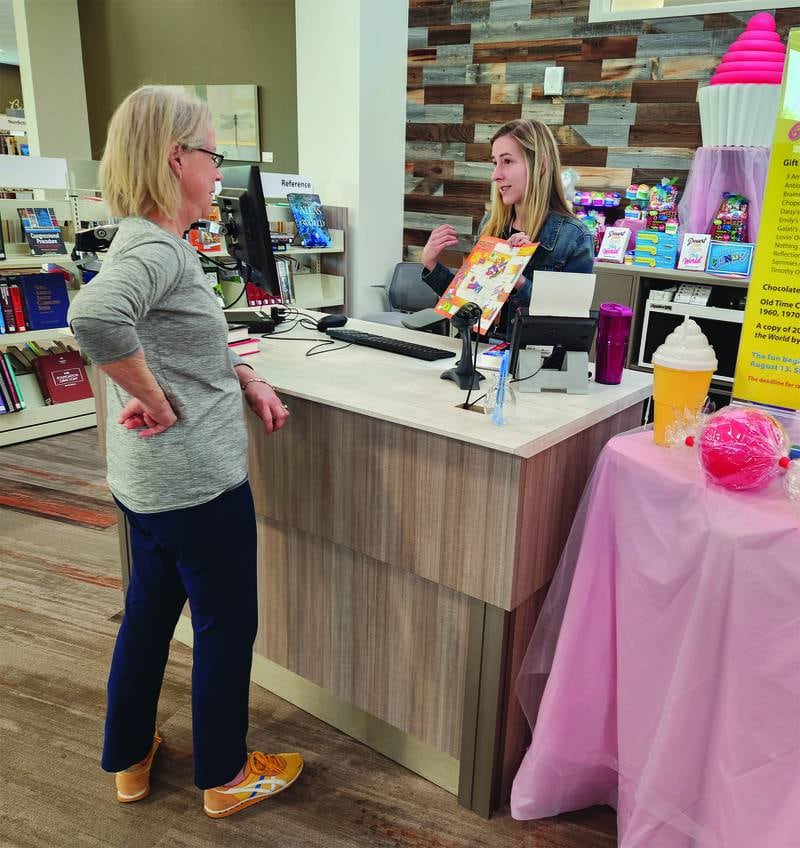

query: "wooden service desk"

left=111, top=315, right=652, bottom=817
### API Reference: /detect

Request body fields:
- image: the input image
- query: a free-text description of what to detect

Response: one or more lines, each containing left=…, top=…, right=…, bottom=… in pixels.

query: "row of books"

left=0, top=272, right=71, bottom=334
left=1, top=206, right=59, bottom=245
left=0, top=190, right=35, bottom=200
left=244, top=282, right=282, bottom=308
left=0, top=342, right=93, bottom=415
left=0, top=208, right=68, bottom=256
left=0, top=134, right=27, bottom=157
left=276, top=260, right=296, bottom=304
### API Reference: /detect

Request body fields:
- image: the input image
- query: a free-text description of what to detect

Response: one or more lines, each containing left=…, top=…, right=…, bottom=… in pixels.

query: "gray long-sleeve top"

left=68, top=217, right=249, bottom=513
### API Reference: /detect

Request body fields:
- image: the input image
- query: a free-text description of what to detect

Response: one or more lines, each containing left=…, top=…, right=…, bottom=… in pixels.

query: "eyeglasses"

left=191, top=147, right=225, bottom=168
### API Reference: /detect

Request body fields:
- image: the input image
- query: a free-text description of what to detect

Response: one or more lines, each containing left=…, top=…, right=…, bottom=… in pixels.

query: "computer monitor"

left=509, top=312, right=597, bottom=374
left=216, top=164, right=280, bottom=296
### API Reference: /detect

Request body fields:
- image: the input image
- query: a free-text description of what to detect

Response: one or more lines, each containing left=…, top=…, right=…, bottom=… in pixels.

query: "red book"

left=33, top=351, right=94, bottom=404
left=9, top=283, right=26, bottom=332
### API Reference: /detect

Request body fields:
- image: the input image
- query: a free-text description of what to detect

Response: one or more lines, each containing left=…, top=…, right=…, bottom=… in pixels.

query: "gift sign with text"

left=733, top=27, right=800, bottom=412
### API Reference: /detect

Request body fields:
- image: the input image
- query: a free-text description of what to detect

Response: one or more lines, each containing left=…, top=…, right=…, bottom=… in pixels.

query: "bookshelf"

left=0, top=153, right=99, bottom=446
left=223, top=203, right=348, bottom=317
left=0, top=154, right=349, bottom=443
left=0, top=318, right=97, bottom=447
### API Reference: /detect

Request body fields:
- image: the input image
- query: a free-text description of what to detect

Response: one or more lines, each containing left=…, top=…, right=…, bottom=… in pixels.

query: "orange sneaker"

left=115, top=732, right=163, bottom=803
left=203, top=751, right=304, bottom=819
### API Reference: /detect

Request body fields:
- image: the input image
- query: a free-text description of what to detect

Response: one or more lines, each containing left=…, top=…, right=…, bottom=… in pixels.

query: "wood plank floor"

left=0, top=428, right=617, bottom=848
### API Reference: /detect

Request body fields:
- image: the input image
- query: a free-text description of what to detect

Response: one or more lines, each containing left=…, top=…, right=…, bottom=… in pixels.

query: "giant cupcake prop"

left=698, top=12, right=787, bottom=147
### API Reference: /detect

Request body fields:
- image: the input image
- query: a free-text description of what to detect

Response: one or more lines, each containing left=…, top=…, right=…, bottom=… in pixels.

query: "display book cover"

left=16, top=206, right=66, bottom=255
left=32, top=350, right=94, bottom=405
left=286, top=193, right=332, bottom=248
left=16, top=272, right=70, bottom=330
left=432, top=236, right=538, bottom=336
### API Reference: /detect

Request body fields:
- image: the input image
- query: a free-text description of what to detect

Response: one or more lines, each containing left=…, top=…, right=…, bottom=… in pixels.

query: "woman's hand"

left=244, top=381, right=290, bottom=434
left=508, top=232, right=534, bottom=290
left=118, top=395, right=178, bottom=437
left=507, top=231, right=533, bottom=247
left=421, top=224, right=459, bottom=271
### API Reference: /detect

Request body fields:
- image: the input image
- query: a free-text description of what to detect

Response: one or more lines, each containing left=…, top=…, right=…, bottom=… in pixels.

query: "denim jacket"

left=421, top=210, right=594, bottom=338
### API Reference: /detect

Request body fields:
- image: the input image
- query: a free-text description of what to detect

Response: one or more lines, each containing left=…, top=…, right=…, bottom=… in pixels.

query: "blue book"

left=19, top=272, right=70, bottom=330
left=286, top=193, right=332, bottom=248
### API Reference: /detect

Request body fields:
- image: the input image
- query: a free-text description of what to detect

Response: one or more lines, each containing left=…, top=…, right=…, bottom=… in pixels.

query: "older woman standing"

left=68, top=85, right=302, bottom=819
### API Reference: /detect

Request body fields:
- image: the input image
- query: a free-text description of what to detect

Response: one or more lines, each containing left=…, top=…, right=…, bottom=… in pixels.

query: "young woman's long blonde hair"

left=100, top=85, right=212, bottom=220
left=481, top=119, right=575, bottom=240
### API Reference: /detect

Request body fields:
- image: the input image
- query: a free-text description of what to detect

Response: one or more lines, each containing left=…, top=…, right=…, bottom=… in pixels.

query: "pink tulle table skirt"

left=678, top=146, right=770, bottom=242
left=511, top=430, right=800, bottom=848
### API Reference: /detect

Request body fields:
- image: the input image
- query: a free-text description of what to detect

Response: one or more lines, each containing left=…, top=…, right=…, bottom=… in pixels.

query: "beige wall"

left=77, top=0, right=297, bottom=170
left=0, top=64, right=23, bottom=114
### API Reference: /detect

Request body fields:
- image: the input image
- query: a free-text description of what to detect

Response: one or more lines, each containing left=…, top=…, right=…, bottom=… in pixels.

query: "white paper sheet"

left=529, top=271, right=596, bottom=318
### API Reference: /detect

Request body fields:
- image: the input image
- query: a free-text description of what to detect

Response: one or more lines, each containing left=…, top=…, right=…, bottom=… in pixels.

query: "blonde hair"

left=481, top=119, right=575, bottom=240
left=100, top=85, right=212, bottom=220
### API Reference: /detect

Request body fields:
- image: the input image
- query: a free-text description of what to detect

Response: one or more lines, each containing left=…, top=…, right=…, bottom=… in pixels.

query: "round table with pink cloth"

left=510, top=430, right=800, bottom=848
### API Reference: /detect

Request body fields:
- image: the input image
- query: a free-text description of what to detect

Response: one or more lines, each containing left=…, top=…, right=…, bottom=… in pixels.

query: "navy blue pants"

left=102, top=481, right=258, bottom=789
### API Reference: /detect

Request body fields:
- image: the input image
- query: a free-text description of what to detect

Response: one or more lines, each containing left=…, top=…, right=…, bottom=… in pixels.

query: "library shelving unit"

left=0, top=153, right=100, bottom=446
left=223, top=202, right=348, bottom=320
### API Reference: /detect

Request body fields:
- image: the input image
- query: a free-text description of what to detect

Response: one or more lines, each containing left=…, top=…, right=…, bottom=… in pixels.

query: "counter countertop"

left=245, top=314, right=653, bottom=459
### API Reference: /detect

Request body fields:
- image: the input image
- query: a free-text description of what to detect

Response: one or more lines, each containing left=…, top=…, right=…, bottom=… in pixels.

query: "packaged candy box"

left=634, top=230, right=679, bottom=269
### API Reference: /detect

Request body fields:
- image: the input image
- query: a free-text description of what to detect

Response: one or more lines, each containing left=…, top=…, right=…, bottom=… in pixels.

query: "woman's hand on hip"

left=244, top=381, right=290, bottom=434
left=421, top=224, right=459, bottom=271
left=118, top=395, right=178, bottom=437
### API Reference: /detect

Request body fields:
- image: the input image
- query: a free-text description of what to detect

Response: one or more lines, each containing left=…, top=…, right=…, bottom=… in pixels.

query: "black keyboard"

left=326, top=329, right=455, bottom=361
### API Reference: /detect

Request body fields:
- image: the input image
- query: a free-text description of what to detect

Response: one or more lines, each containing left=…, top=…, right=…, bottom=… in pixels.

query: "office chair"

left=362, top=262, right=447, bottom=334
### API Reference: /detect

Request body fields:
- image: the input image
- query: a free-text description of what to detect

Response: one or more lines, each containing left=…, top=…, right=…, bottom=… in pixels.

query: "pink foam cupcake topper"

left=710, top=12, right=786, bottom=85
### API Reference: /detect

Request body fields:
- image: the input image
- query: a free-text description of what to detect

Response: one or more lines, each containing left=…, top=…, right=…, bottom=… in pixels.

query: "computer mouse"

left=317, top=314, right=348, bottom=333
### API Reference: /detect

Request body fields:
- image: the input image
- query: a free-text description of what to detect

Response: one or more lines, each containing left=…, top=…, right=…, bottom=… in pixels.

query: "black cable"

left=265, top=335, right=325, bottom=341
left=305, top=341, right=353, bottom=357
left=198, top=253, right=239, bottom=271
left=510, top=364, right=544, bottom=385
left=215, top=259, right=249, bottom=310
left=463, top=362, right=545, bottom=411
left=462, top=325, right=484, bottom=410
left=465, top=392, right=488, bottom=411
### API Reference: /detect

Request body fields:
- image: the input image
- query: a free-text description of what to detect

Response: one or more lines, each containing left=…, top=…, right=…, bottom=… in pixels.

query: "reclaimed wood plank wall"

left=403, top=0, right=800, bottom=266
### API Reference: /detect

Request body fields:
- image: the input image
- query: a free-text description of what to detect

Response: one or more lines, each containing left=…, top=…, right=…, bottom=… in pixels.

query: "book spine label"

left=0, top=365, right=12, bottom=413
left=32, top=357, right=52, bottom=405
left=9, top=284, right=26, bottom=332
left=0, top=282, right=15, bottom=332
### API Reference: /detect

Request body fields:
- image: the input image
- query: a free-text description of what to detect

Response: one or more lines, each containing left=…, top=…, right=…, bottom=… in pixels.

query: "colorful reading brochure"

left=433, top=236, right=537, bottom=335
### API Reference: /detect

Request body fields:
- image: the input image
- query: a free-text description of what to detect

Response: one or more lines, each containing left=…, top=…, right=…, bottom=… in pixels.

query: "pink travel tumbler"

left=595, top=302, right=633, bottom=385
